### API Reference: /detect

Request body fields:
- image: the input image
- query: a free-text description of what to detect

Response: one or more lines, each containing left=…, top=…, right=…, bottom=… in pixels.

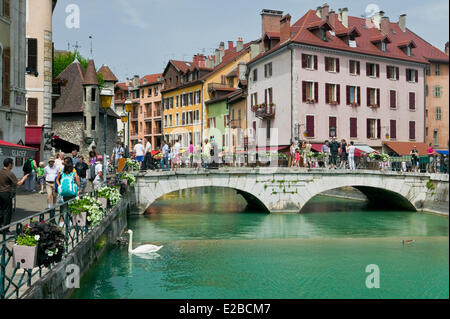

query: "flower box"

left=71, top=211, right=87, bottom=227
left=306, top=99, right=315, bottom=104
left=13, top=244, right=37, bottom=269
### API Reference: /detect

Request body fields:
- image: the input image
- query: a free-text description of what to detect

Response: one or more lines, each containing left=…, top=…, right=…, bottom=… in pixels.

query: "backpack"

left=59, top=172, right=78, bottom=197
left=88, top=165, right=96, bottom=181
left=23, top=159, right=33, bottom=174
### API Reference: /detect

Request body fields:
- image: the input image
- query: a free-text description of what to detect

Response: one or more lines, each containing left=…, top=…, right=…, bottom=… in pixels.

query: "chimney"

left=398, top=14, right=406, bottom=32
left=198, top=54, right=205, bottom=67
left=280, top=14, right=291, bottom=43
left=133, top=75, right=140, bottom=88
left=261, top=9, right=283, bottom=40
left=341, top=8, right=348, bottom=28
left=228, top=41, right=234, bottom=50
left=328, top=10, right=336, bottom=28
left=316, top=6, right=322, bottom=19
left=237, top=62, right=247, bottom=81
left=236, top=37, right=243, bottom=52
left=321, top=3, right=329, bottom=20
left=250, top=43, right=260, bottom=59
left=445, top=42, right=449, bottom=56
left=372, top=11, right=384, bottom=30
left=205, top=56, right=214, bottom=69
left=219, top=41, right=225, bottom=51
left=381, top=16, right=390, bottom=36
left=214, top=49, right=220, bottom=67
left=337, top=8, right=342, bottom=21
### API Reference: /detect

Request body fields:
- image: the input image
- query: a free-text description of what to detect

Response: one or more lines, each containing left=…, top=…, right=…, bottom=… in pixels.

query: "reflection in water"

left=72, top=188, right=449, bottom=299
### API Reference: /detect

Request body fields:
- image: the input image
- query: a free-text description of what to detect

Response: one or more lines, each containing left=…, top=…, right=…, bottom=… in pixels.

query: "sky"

left=53, top=0, right=449, bottom=82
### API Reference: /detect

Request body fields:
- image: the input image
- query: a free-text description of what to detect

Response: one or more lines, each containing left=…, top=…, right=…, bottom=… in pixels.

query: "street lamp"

left=124, top=97, right=132, bottom=155
left=120, top=112, right=128, bottom=142
left=330, top=126, right=336, bottom=138
left=100, top=88, right=113, bottom=181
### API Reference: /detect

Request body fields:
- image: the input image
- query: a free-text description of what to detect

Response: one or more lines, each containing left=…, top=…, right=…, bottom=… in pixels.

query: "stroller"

left=141, top=150, right=161, bottom=170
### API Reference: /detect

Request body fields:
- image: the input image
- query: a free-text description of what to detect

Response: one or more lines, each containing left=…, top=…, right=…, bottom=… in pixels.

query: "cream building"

left=24, top=0, right=57, bottom=161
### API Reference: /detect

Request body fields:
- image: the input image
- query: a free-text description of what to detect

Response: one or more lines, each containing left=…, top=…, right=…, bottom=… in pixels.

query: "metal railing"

left=0, top=185, right=118, bottom=299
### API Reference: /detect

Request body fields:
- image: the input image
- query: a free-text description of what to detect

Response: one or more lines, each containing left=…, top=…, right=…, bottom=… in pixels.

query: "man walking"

left=71, top=149, right=79, bottom=166
left=44, top=157, right=59, bottom=209
left=321, top=141, right=330, bottom=168
left=134, top=139, right=145, bottom=167
left=329, top=137, right=340, bottom=169
left=173, top=138, right=181, bottom=170
left=75, top=155, right=89, bottom=194
left=161, top=140, right=169, bottom=171
left=202, top=138, right=211, bottom=169
left=112, top=140, right=125, bottom=172
left=0, top=158, right=29, bottom=229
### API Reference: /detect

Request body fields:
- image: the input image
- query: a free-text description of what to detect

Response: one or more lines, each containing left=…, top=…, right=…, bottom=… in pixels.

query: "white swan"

left=125, top=230, right=163, bottom=254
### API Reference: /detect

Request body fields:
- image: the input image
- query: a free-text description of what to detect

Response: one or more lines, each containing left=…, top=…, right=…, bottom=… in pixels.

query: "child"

left=37, top=161, right=45, bottom=194
left=295, top=149, right=300, bottom=167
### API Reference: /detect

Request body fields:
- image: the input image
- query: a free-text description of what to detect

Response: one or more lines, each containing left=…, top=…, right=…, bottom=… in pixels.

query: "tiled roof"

left=97, top=65, right=118, bottom=82
left=171, top=60, right=191, bottom=73
left=140, top=73, right=162, bottom=86
left=250, top=8, right=449, bottom=65
left=53, top=62, right=85, bottom=114
left=115, top=82, right=129, bottom=91
left=83, top=60, right=98, bottom=85
left=384, top=141, right=428, bottom=156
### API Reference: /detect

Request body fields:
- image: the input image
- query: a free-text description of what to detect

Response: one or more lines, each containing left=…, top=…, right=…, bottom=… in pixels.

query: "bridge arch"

left=133, top=169, right=430, bottom=214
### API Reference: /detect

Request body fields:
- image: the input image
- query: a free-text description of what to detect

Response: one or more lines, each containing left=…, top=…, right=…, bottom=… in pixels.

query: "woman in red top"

left=426, top=143, right=435, bottom=173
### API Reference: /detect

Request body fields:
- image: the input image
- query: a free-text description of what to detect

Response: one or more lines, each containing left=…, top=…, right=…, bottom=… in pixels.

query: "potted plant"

left=13, top=228, right=39, bottom=269
left=120, top=172, right=136, bottom=187
left=26, top=221, right=65, bottom=268
left=125, top=158, right=140, bottom=171
left=97, top=186, right=122, bottom=208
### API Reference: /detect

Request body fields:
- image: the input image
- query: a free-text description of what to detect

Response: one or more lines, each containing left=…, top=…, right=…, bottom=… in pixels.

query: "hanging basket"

left=13, top=244, right=38, bottom=269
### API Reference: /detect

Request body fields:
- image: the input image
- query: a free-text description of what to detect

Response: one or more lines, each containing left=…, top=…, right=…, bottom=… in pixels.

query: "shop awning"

left=253, top=145, right=289, bottom=152
left=0, top=140, right=38, bottom=158
left=311, top=144, right=323, bottom=152
left=384, top=141, right=427, bottom=156
left=25, top=126, right=44, bottom=145
left=354, top=144, right=378, bottom=154
left=436, top=150, right=449, bottom=155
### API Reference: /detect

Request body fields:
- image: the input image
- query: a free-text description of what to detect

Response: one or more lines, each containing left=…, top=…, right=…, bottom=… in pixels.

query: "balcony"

left=153, top=127, right=162, bottom=135
left=254, top=104, right=275, bottom=119
left=144, top=112, right=152, bottom=121
left=207, top=82, right=234, bottom=92
left=130, top=113, right=138, bottom=121
left=229, top=119, right=241, bottom=129
left=153, top=109, right=162, bottom=117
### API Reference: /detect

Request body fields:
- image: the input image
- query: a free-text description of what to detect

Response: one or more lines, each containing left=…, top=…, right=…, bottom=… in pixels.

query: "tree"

left=53, top=51, right=104, bottom=89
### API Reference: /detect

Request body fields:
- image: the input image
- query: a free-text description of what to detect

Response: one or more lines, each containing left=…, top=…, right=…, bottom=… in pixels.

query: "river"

left=71, top=187, right=449, bottom=299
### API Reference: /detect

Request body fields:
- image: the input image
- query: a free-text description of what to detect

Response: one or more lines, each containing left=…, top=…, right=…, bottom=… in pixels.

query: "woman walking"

left=56, top=161, right=80, bottom=202
left=23, top=157, right=38, bottom=192
left=339, top=139, right=348, bottom=169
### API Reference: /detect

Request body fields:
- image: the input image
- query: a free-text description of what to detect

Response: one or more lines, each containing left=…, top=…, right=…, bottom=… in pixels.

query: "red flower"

left=41, top=220, right=46, bottom=224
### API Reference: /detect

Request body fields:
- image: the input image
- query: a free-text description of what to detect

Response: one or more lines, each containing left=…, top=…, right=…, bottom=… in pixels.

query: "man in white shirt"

left=173, top=139, right=181, bottom=169
left=144, top=138, right=152, bottom=155
left=44, top=157, right=59, bottom=208
left=111, top=139, right=124, bottom=171
left=93, top=155, right=103, bottom=190
left=134, top=140, right=145, bottom=165
left=347, top=141, right=356, bottom=170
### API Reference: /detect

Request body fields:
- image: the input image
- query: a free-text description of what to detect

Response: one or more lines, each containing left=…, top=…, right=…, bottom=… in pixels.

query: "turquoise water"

left=71, top=188, right=449, bottom=299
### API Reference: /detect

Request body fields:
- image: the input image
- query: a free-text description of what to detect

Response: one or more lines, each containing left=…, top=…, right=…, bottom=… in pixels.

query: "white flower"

left=34, top=235, right=40, bottom=241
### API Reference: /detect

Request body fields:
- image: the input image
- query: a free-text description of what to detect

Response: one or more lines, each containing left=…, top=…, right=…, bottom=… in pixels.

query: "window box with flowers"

left=69, top=196, right=105, bottom=227
left=329, top=101, right=338, bottom=106
left=13, top=229, right=40, bottom=269
left=306, top=99, right=315, bottom=104
left=97, top=186, right=122, bottom=209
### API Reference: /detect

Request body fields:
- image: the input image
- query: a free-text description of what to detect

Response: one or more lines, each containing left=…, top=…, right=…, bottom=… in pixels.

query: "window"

left=386, top=66, right=399, bottom=80
left=329, top=117, right=337, bottom=137
left=27, top=38, right=38, bottom=73
left=436, top=107, right=442, bottom=120
left=251, top=92, right=258, bottom=107
left=381, top=42, right=386, bottom=52
left=91, top=88, right=96, bottom=102
left=407, top=46, right=411, bottom=57
left=433, top=130, right=438, bottom=146
left=164, top=115, right=167, bottom=127
left=91, top=116, right=96, bottom=130
left=409, top=92, right=416, bottom=110
left=425, top=65, right=431, bottom=76
left=169, top=97, right=173, bottom=109
left=346, top=86, right=360, bottom=106
left=195, top=91, right=201, bottom=104
left=367, top=88, right=380, bottom=107
left=325, top=57, right=339, bottom=72
left=175, top=113, right=179, bottom=126
left=253, top=69, right=258, bottom=82
left=83, top=88, right=86, bottom=102
left=409, top=121, right=415, bottom=140
left=434, top=86, right=442, bottom=97
left=194, top=110, right=200, bottom=124
left=188, top=111, right=193, bottom=124
left=303, top=81, right=318, bottom=102
left=390, top=120, right=397, bottom=139
left=209, top=117, right=216, bottom=129
left=366, top=63, right=379, bottom=77
left=182, top=112, right=186, bottom=125
left=390, top=90, right=397, bottom=108
left=27, top=98, right=38, bottom=125
left=264, top=87, right=273, bottom=105
left=306, top=115, right=314, bottom=137
left=154, top=87, right=158, bottom=96
left=188, top=92, right=193, bottom=105
left=302, top=54, right=317, bottom=70
left=349, top=60, right=360, bottom=75
left=1, top=0, right=10, bottom=18
left=264, top=62, right=272, bottom=78
left=325, top=83, right=340, bottom=104
left=350, top=118, right=357, bottom=138
left=148, top=88, right=152, bottom=97
left=169, top=114, right=172, bottom=126
left=406, top=69, right=418, bottom=82
left=435, top=63, right=440, bottom=76
left=366, top=118, right=380, bottom=139
left=175, top=95, right=179, bottom=108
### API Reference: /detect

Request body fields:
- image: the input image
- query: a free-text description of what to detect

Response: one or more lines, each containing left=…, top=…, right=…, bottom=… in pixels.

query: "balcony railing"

left=207, top=82, right=234, bottom=91
left=152, top=127, right=162, bottom=135
left=130, top=113, right=138, bottom=120
left=153, top=109, right=162, bottom=117
left=229, top=119, right=241, bottom=129
left=255, top=104, right=275, bottom=119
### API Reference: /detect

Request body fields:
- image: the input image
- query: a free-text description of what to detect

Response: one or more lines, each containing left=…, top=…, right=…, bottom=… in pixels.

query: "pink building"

left=247, top=6, right=438, bottom=151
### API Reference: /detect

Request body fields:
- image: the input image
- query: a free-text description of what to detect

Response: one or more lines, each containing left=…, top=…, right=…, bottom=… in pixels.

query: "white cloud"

left=116, top=0, right=148, bottom=29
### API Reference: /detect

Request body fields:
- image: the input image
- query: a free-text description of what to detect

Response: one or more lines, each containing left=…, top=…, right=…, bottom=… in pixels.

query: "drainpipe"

left=423, top=65, right=427, bottom=145
left=289, top=45, right=294, bottom=146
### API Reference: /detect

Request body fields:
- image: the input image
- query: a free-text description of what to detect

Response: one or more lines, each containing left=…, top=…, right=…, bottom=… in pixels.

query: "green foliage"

left=16, top=231, right=39, bottom=247
left=97, top=186, right=122, bottom=207
left=426, top=180, right=435, bottom=191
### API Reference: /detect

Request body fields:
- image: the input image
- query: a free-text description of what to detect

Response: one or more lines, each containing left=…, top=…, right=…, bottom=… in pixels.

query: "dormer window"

left=398, top=40, right=416, bottom=57
left=307, top=21, right=332, bottom=42
left=320, top=28, right=327, bottom=41
left=381, top=42, right=386, bottom=52
left=407, top=46, right=411, bottom=56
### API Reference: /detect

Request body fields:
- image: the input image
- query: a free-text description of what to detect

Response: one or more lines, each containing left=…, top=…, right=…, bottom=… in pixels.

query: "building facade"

left=138, top=74, right=162, bottom=150
left=24, top=0, right=57, bottom=162
left=247, top=6, right=441, bottom=152
left=425, top=42, right=449, bottom=150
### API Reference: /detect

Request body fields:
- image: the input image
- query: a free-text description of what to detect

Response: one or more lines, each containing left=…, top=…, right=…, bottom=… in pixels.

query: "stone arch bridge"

left=131, top=168, right=449, bottom=213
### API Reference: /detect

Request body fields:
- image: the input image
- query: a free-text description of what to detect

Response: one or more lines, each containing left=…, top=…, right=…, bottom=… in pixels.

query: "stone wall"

left=22, top=197, right=129, bottom=299
left=52, top=113, right=118, bottom=159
